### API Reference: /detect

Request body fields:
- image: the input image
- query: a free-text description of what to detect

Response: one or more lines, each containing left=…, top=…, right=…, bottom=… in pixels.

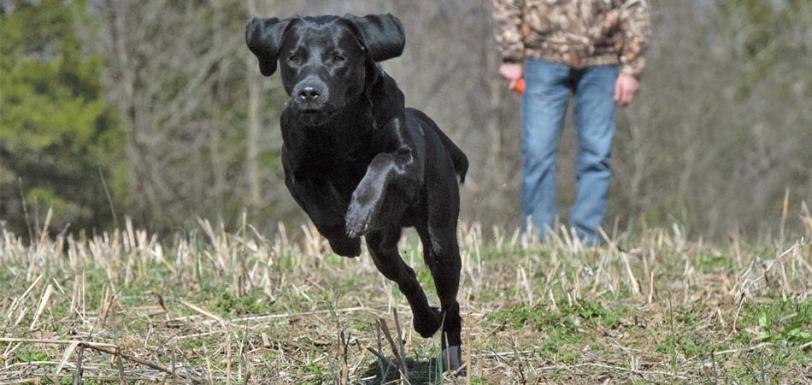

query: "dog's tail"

left=435, top=127, right=469, bottom=184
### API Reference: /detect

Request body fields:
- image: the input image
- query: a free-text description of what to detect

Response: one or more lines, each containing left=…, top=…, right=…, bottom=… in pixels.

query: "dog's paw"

left=413, top=306, right=442, bottom=338
left=345, top=201, right=373, bottom=239
left=328, top=237, right=361, bottom=257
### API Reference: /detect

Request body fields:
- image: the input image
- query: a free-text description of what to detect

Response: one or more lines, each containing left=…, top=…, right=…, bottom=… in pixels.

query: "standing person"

left=493, top=0, right=651, bottom=245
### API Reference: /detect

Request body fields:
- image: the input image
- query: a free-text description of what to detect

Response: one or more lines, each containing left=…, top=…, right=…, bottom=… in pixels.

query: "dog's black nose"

left=298, top=86, right=321, bottom=102
left=292, top=78, right=329, bottom=110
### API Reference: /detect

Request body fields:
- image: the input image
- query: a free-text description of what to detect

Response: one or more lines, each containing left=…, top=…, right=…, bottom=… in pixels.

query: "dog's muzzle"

left=292, top=78, right=329, bottom=112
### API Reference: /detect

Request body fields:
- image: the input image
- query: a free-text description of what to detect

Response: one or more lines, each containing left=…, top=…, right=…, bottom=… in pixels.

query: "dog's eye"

left=288, top=54, right=300, bottom=64
left=332, top=53, right=346, bottom=63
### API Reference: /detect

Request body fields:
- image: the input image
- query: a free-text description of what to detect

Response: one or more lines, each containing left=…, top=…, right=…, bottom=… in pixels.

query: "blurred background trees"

left=1, top=0, right=810, bottom=239
left=0, top=0, right=124, bottom=234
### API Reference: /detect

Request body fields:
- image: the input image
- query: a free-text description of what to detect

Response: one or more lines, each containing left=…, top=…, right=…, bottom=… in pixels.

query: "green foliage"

left=488, top=300, right=627, bottom=360
left=14, top=350, right=48, bottom=362
left=489, top=300, right=625, bottom=331
left=738, top=298, right=812, bottom=345
left=213, top=289, right=275, bottom=316
left=698, top=252, right=729, bottom=273
left=0, top=0, right=125, bottom=234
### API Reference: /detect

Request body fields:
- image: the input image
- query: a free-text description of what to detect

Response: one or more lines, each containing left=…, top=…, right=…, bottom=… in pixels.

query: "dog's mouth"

left=294, top=105, right=339, bottom=126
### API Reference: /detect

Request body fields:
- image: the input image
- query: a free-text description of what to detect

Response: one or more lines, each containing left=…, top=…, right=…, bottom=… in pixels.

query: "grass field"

left=1, top=212, right=811, bottom=384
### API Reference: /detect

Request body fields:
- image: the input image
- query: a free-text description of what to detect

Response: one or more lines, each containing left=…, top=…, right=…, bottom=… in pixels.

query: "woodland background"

left=2, top=0, right=811, bottom=239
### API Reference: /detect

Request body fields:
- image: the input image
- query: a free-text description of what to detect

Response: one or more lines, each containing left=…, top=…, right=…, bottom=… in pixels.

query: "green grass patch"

left=14, top=350, right=49, bottom=362
left=736, top=298, right=812, bottom=345
left=212, top=288, right=276, bottom=316
left=488, top=299, right=628, bottom=331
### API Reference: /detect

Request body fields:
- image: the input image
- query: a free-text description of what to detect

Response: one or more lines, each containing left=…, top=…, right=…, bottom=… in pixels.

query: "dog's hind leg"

left=366, top=226, right=441, bottom=338
left=417, top=223, right=463, bottom=372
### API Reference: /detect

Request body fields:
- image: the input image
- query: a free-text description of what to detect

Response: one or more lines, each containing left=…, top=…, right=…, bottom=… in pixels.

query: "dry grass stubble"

left=1, top=211, right=811, bottom=384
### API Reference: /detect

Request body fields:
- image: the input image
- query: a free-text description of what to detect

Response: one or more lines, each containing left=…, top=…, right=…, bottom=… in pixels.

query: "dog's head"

left=246, top=14, right=404, bottom=126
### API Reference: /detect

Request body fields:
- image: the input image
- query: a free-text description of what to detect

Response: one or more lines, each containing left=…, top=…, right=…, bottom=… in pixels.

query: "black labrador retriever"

left=245, top=14, right=469, bottom=371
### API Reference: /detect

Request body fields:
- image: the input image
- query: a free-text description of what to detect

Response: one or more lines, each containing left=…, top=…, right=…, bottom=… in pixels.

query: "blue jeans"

left=521, top=59, right=618, bottom=244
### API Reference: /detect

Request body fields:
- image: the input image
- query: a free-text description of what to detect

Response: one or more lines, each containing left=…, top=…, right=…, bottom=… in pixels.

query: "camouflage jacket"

left=493, top=0, right=651, bottom=77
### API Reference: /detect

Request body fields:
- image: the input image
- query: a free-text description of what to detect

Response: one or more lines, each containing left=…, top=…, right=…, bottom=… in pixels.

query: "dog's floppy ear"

left=344, top=14, right=405, bottom=62
left=245, top=17, right=291, bottom=76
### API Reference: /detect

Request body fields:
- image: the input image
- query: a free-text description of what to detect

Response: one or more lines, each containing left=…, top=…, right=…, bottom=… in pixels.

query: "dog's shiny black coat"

left=246, top=14, right=468, bottom=370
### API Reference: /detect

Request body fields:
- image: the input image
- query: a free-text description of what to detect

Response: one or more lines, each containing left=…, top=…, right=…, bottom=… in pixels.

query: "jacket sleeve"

left=619, top=0, right=651, bottom=78
left=493, top=0, right=525, bottom=63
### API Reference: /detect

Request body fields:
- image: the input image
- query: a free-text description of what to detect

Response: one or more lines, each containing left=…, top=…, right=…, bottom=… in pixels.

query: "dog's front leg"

left=345, top=122, right=423, bottom=238
left=285, top=173, right=361, bottom=257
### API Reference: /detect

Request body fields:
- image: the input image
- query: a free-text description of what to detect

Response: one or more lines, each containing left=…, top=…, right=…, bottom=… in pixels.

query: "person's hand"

left=499, top=63, right=523, bottom=89
left=614, top=73, right=639, bottom=107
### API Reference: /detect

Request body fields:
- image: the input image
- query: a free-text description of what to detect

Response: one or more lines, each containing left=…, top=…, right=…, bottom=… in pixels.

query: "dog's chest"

left=297, top=137, right=373, bottom=189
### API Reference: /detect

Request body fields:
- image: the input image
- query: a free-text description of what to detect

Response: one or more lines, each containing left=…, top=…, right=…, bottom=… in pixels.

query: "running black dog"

left=246, top=14, right=468, bottom=371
